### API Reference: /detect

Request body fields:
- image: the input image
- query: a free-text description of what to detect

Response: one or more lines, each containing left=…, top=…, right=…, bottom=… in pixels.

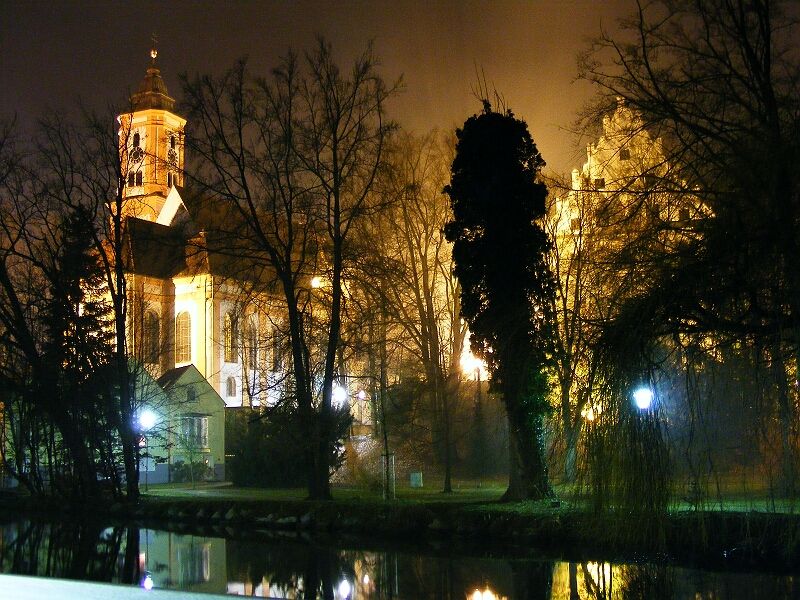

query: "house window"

left=181, top=416, right=208, bottom=448
left=186, top=386, right=196, bottom=403
left=226, top=377, right=236, bottom=397
left=181, top=415, right=208, bottom=449
left=223, top=312, right=238, bottom=363
left=135, top=171, right=143, bottom=186
left=619, top=148, right=631, bottom=160
left=679, top=207, right=691, bottom=222
left=176, top=311, right=191, bottom=363
left=143, top=311, right=160, bottom=364
left=593, top=178, right=605, bottom=190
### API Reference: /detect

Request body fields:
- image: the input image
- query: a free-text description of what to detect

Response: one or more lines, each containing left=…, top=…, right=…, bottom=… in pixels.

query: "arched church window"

left=226, top=377, right=236, bottom=397
left=133, top=132, right=140, bottom=147
left=245, top=319, right=257, bottom=367
left=167, top=172, right=173, bottom=188
left=135, top=171, right=143, bottom=186
left=170, top=135, right=176, bottom=149
left=176, top=311, right=191, bottom=363
left=143, top=310, right=160, bottom=364
left=223, top=312, right=238, bottom=363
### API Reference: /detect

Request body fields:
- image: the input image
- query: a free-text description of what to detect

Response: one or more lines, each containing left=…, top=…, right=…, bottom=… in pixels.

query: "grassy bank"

left=3, top=480, right=798, bottom=572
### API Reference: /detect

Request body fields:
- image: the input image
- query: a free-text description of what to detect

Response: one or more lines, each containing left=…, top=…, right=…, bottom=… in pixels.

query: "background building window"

left=176, top=311, right=191, bottom=363
left=223, top=312, right=238, bottom=363
left=143, top=310, right=160, bottom=364
left=226, top=377, right=236, bottom=397
left=245, top=321, right=257, bottom=367
left=619, top=148, right=631, bottom=160
left=271, top=323, right=282, bottom=372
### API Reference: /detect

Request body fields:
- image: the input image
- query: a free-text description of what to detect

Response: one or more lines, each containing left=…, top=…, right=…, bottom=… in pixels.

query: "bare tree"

left=580, top=0, right=800, bottom=493
left=355, top=131, right=467, bottom=492
left=0, top=111, right=141, bottom=499
left=181, top=38, right=398, bottom=499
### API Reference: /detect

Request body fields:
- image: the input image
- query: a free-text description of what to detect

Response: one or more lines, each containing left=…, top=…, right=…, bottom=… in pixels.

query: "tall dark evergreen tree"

left=445, top=103, right=555, bottom=500
left=40, top=205, right=114, bottom=497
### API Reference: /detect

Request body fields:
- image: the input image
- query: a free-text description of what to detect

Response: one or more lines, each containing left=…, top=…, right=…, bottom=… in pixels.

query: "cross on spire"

left=150, top=33, right=159, bottom=64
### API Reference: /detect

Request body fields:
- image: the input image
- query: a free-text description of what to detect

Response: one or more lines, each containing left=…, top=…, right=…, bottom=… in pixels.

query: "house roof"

left=156, top=365, right=193, bottom=391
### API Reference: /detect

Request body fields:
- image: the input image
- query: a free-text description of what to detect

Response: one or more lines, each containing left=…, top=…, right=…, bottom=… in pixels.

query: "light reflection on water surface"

left=0, top=520, right=795, bottom=599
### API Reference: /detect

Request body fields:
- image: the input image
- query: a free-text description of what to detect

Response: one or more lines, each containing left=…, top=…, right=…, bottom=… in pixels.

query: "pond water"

left=0, top=519, right=796, bottom=599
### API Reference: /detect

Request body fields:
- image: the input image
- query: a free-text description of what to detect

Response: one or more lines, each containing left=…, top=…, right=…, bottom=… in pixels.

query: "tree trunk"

left=564, top=423, right=580, bottom=483
left=501, top=364, right=552, bottom=501
left=503, top=412, right=551, bottom=501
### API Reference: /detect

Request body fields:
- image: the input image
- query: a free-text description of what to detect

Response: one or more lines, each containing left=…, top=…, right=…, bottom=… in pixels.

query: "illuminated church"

left=119, top=50, right=280, bottom=410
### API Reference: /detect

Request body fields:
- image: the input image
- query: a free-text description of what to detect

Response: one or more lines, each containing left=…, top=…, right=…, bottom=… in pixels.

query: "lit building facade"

left=119, top=52, right=281, bottom=409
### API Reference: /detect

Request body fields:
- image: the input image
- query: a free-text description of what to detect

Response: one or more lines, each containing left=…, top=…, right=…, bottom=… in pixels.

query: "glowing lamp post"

left=137, top=409, right=157, bottom=491
left=332, top=384, right=349, bottom=409
left=139, top=408, right=157, bottom=431
left=632, top=387, right=654, bottom=411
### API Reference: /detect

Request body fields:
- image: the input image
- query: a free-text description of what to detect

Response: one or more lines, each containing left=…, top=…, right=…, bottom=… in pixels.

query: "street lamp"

left=139, top=408, right=157, bottom=431
left=632, top=386, right=654, bottom=410
left=332, top=384, right=348, bottom=408
left=137, top=409, right=157, bottom=491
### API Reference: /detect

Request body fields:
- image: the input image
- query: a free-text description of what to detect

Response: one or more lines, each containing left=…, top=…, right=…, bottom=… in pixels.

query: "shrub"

left=170, top=460, right=213, bottom=483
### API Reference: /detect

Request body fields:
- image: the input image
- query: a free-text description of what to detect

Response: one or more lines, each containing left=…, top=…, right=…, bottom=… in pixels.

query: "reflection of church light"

left=585, top=561, right=613, bottom=586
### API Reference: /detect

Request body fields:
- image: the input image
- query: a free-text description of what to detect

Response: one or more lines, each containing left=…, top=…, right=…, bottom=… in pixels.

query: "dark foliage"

left=444, top=104, right=556, bottom=500
left=226, top=406, right=351, bottom=489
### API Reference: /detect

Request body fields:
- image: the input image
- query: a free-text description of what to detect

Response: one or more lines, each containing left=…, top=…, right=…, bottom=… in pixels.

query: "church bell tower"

left=118, top=46, right=186, bottom=222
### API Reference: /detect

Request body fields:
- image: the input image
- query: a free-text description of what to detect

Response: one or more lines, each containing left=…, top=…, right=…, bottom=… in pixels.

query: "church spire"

left=130, top=37, right=174, bottom=112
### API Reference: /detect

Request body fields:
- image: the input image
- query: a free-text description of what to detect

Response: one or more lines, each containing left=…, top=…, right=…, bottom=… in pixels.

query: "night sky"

left=1, top=1, right=631, bottom=175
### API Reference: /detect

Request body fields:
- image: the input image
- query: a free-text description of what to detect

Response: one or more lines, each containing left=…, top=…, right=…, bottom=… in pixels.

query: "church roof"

left=130, top=50, right=176, bottom=112
left=123, top=217, right=187, bottom=278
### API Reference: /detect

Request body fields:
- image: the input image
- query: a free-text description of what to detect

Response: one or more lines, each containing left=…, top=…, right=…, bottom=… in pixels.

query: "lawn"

left=143, top=476, right=800, bottom=515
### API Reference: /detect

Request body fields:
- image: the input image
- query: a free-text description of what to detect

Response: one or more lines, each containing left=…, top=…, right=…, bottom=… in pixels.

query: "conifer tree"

left=445, top=103, right=555, bottom=500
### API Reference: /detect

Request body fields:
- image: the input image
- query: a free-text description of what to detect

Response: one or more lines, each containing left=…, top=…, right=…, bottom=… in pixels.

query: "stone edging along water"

left=2, top=493, right=798, bottom=572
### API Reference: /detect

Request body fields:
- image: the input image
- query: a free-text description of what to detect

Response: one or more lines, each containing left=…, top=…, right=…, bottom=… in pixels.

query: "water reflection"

left=0, top=519, right=796, bottom=599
